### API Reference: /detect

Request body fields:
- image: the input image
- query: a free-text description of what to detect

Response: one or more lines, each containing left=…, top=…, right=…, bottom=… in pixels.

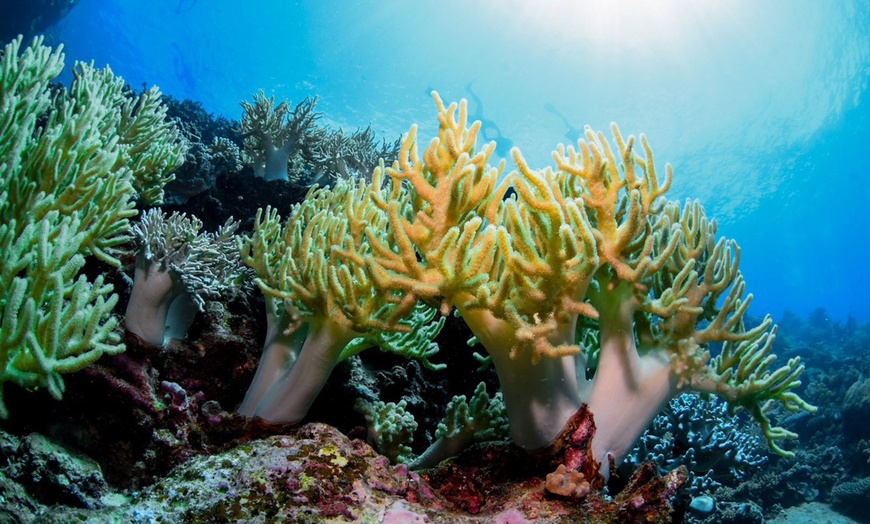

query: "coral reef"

left=681, top=310, right=870, bottom=523
left=831, top=476, right=870, bottom=520
left=843, top=376, right=870, bottom=441
left=161, top=96, right=243, bottom=206
left=1, top=34, right=833, bottom=522
left=0, top=422, right=684, bottom=523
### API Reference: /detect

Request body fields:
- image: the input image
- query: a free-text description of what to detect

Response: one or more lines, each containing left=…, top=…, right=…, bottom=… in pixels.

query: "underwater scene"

left=1, top=0, right=869, bottom=522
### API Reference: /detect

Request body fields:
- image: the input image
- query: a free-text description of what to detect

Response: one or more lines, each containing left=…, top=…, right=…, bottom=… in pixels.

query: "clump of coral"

left=236, top=181, right=446, bottom=423
left=0, top=35, right=185, bottom=416
left=624, top=393, right=768, bottom=494
left=240, top=91, right=324, bottom=182
left=125, top=208, right=250, bottom=346
left=250, top=91, right=811, bottom=471
left=239, top=90, right=399, bottom=185
left=230, top=91, right=815, bottom=508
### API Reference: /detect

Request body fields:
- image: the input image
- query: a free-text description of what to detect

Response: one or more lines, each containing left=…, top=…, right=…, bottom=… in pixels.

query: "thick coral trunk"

left=124, top=261, right=183, bottom=347
left=458, top=304, right=582, bottom=450
left=251, top=317, right=357, bottom=424
left=238, top=297, right=308, bottom=416
left=586, top=285, right=676, bottom=480
left=260, top=140, right=293, bottom=182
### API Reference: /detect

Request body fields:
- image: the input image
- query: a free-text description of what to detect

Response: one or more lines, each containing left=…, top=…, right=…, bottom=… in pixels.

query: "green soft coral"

left=0, top=213, right=120, bottom=418
left=355, top=398, right=418, bottom=464
left=237, top=177, right=444, bottom=423
left=0, top=36, right=185, bottom=416
left=412, top=382, right=510, bottom=469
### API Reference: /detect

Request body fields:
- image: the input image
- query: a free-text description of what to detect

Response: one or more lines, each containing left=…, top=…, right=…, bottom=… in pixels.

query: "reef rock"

left=13, top=421, right=684, bottom=523
left=843, top=377, right=870, bottom=440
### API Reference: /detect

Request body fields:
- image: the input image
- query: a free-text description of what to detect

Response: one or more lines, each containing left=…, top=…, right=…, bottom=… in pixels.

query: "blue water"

left=52, top=0, right=870, bottom=322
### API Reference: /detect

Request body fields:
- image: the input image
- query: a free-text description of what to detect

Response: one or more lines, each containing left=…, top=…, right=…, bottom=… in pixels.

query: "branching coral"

left=355, top=92, right=814, bottom=481
left=412, top=381, right=509, bottom=469
left=317, top=125, right=400, bottom=184
left=624, top=393, right=768, bottom=494
left=237, top=177, right=445, bottom=423
left=0, top=36, right=185, bottom=416
left=355, top=398, right=418, bottom=464
left=584, top=198, right=815, bottom=469
left=361, top=93, right=588, bottom=450
left=124, top=209, right=249, bottom=346
left=354, top=381, right=508, bottom=468
left=115, top=84, right=187, bottom=205
left=239, top=91, right=324, bottom=182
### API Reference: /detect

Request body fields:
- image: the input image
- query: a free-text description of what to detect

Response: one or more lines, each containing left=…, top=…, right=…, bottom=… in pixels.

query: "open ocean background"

left=50, top=0, right=870, bottom=324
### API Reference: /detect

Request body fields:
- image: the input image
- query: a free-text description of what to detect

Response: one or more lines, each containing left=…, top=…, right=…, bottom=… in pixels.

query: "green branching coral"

left=0, top=36, right=186, bottom=416
left=435, top=382, right=510, bottom=443
left=237, top=176, right=445, bottom=424
left=411, top=382, right=510, bottom=469
left=0, top=212, right=120, bottom=418
left=116, top=83, right=187, bottom=205
left=355, top=398, right=418, bottom=464
left=341, top=302, right=446, bottom=371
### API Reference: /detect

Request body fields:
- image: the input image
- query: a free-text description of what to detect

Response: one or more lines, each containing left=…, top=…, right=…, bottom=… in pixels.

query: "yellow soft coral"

left=364, top=93, right=587, bottom=449
left=365, top=93, right=506, bottom=319
left=247, top=91, right=814, bottom=478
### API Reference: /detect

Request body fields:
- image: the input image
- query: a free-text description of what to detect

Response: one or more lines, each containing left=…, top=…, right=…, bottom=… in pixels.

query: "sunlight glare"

left=489, top=0, right=736, bottom=56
